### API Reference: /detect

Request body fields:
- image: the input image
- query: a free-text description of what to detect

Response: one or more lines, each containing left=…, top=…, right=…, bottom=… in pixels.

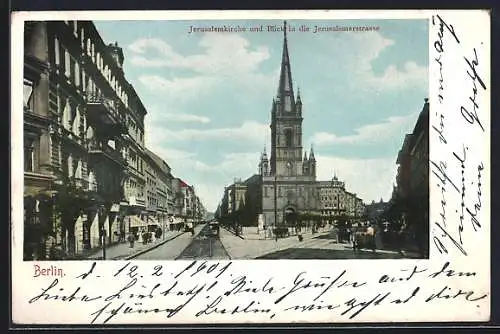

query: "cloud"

left=128, top=35, right=270, bottom=75
left=310, top=112, right=418, bottom=146
left=328, top=31, right=427, bottom=92
left=364, top=61, right=428, bottom=91
left=151, top=121, right=270, bottom=144
left=316, top=154, right=397, bottom=204
left=129, top=35, right=276, bottom=101
left=160, top=113, right=211, bottom=124
left=138, top=75, right=218, bottom=101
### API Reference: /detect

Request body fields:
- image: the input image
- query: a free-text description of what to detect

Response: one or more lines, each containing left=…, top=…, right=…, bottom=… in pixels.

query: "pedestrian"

left=366, top=223, right=376, bottom=252
left=186, top=221, right=194, bottom=236
left=397, top=223, right=407, bottom=256
left=128, top=232, right=135, bottom=248
left=155, top=227, right=162, bottom=240
left=49, top=241, right=57, bottom=260
left=142, top=230, right=147, bottom=245
left=351, top=225, right=358, bottom=251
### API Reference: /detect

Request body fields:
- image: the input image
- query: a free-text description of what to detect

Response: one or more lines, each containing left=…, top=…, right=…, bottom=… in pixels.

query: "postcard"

left=11, top=9, right=490, bottom=325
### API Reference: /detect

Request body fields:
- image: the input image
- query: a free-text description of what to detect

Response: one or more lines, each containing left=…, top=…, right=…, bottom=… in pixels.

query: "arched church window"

left=286, top=161, right=293, bottom=176
left=284, top=129, right=293, bottom=147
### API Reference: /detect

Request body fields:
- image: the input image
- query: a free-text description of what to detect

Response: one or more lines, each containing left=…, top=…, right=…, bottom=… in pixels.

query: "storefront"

left=23, top=194, right=53, bottom=260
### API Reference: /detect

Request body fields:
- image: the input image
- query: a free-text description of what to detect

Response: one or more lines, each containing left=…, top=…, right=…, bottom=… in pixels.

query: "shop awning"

left=147, top=217, right=159, bottom=226
left=129, top=215, right=147, bottom=228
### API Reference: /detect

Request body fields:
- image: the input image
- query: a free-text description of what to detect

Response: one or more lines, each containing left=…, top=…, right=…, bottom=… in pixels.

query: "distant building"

left=365, top=199, right=389, bottom=221
left=143, top=149, right=173, bottom=232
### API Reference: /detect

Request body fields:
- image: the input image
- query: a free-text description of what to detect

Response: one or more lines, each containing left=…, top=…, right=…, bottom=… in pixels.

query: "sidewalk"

left=86, top=230, right=186, bottom=260
left=219, top=226, right=333, bottom=259
left=220, top=226, right=423, bottom=259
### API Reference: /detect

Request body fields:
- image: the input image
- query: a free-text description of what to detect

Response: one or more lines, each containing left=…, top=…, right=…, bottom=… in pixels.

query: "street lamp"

left=99, top=205, right=106, bottom=260
left=274, top=174, right=278, bottom=233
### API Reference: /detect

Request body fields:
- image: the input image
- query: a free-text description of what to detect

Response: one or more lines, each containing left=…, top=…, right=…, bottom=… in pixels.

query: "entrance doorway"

left=284, top=207, right=297, bottom=226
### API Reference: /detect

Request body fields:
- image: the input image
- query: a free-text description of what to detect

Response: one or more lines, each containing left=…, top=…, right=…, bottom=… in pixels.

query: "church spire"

left=277, top=20, right=295, bottom=113
left=309, top=144, right=315, bottom=160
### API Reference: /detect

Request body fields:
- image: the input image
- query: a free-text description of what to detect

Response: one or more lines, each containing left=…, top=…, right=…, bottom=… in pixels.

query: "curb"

left=222, top=226, right=245, bottom=240
left=226, top=230, right=330, bottom=259
left=252, top=232, right=330, bottom=259
left=121, top=232, right=186, bottom=260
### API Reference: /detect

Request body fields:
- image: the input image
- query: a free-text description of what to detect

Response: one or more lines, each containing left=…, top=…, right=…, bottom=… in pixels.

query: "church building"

left=218, top=21, right=365, bottom=228
left=259, top=21, right=321, bottom=227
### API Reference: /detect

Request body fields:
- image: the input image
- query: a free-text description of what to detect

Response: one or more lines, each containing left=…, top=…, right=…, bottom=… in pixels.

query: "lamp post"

left=274, top=174, right=278, bottom=233
left=100, top=205, right=106, bottom=260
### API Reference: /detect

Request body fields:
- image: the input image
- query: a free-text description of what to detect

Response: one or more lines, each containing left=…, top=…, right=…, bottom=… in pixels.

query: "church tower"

left=259, top=146, right=269, bottom=176
left=270, top=21, right=304, bottom=177
left=309, top=145, right=316, bottom=178
left=260, top=20, right=319, bottom=228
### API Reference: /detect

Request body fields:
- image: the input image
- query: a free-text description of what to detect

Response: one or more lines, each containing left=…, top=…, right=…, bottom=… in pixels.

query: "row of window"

left=147, top=177, right=156, bottom=187
left=126, top=116, right=144, bottom=145
left=56, top=23, right=148, bottom=148
left=147, top=196, right=158, bottom=207
left=127, top=150, right=144, bottom=173
left=126, top=177, right=144, bottom=196
left=263, top=186, right=317, bottom=198
left=60, top=22, right=129, bottom=107
left=322, top=196, right=340, bottom=201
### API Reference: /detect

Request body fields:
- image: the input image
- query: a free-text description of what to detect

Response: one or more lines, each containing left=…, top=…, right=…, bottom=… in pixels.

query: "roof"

left=145, top=149, right=171, bottom=176
left=396, top=134, right=414, bottom=164
left=177, top=178, right=189, bottom=188
left=243, top=174, right=261, bottom=185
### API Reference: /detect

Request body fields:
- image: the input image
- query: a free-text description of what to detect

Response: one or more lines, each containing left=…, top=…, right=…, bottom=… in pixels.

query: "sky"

left=94, top=19, right=429, bottom=212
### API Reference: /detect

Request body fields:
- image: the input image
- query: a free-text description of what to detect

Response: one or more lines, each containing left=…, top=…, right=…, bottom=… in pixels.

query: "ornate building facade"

left=23, top=21, right=53, bottom=260
left=22, top=20, right=205, bottom=260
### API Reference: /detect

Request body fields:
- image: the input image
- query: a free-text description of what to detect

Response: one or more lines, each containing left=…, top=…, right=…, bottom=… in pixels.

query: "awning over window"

left=129, top=215, right=147, bottom=228
left=147, top=217, right=159, bottom=226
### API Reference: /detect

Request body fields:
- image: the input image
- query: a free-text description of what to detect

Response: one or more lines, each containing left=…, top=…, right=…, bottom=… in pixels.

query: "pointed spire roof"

left=297, top=86, right=302, bottom=103
left=309, top=144, right=315, bottom=160
left=276, top=20, right=295, bottom=113
left=303, top=150, right=308, bottom=161
left=262, top=145, right=268, bottom=159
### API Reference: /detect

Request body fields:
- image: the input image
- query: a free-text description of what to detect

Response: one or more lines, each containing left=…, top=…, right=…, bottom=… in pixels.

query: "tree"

left=42, top=164, right=100, bottom=257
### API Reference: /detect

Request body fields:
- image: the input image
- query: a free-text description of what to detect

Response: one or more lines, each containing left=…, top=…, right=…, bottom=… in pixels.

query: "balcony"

left=88, top=141, right=127, bottom=168
left=127, top=195, right=146, bottom=208
left=85, top=93, right=126, bottom=134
